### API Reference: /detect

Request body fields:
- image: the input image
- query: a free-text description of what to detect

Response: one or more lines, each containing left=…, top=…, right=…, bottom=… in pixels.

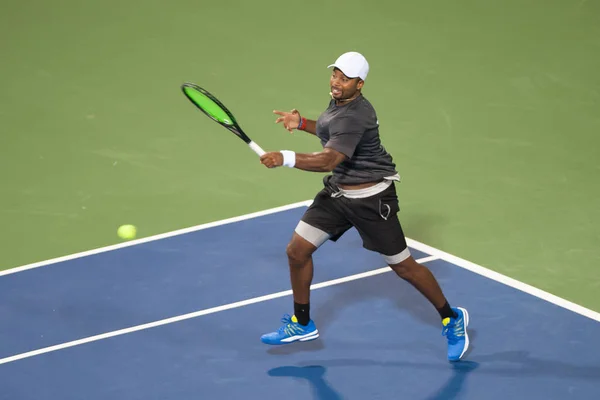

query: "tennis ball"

left=117, top=224, right=137, bottom=240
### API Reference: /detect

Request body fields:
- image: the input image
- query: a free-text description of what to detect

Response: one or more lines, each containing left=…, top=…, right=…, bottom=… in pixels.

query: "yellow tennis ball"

left=117, top=224, right=137, bottom=240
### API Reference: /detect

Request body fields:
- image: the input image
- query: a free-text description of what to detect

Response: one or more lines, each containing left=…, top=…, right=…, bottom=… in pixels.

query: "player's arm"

left=265, top=113, right=362, bottom=172
left=298, top=118, right=317, bottom=135
left=260, top=148, right=346, bottom=172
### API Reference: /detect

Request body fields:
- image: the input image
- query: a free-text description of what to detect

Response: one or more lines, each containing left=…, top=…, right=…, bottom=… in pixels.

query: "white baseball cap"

left=327, top=51, right=370, bottom=81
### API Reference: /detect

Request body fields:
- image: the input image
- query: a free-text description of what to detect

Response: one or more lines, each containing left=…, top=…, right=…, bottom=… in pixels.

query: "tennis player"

left=259, top=52, right=469, bottom=361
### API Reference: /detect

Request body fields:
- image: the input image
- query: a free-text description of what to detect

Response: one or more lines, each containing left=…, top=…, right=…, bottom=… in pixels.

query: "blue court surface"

left=1, top=203, right=599, bottom=400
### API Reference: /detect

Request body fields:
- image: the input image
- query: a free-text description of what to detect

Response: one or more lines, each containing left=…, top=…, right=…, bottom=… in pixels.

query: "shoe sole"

left=263, top=330, right=319, bottom=345
left=455, top=307, right=469, bottom=361
left=299, top=332, right=319, bottom=342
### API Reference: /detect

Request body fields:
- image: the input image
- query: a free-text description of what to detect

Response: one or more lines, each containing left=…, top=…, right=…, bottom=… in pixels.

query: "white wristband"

left=280, top=150, right=296, bottom=168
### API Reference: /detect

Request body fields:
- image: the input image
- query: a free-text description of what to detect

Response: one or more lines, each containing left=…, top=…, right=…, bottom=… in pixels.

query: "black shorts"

left=296, top=176, right=411, bottom=264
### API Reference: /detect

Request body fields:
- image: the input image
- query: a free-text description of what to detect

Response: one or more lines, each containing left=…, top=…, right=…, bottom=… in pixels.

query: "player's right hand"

left=273, top=109, right=301, bottom=133
left=259, top=152, right=284, bottom=168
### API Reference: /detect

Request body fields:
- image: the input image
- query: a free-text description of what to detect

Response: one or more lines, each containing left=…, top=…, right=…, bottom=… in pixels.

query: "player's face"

left=330, top=68, right=364, bottom=102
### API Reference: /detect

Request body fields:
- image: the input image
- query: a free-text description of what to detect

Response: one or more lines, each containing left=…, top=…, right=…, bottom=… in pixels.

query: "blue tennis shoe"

left=442, top=307, right=470, bottom=361
left=261, top=314, right=319, bottom=345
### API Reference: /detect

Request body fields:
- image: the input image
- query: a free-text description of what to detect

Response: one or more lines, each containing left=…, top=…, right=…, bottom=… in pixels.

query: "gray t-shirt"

left=316, top=94, right=398, bottom=185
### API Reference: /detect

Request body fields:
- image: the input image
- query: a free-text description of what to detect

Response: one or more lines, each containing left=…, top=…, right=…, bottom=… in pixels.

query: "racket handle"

left=248, top=141, right=266, bottom=156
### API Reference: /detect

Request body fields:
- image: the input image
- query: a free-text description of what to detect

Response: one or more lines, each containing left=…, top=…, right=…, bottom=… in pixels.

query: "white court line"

left=407, top=238, right=600, bottom=323
left=0, top=255, right=438, bottom=365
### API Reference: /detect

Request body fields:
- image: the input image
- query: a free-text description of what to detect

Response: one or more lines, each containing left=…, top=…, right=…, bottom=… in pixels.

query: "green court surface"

left=1, top=0, right=599, bottom=313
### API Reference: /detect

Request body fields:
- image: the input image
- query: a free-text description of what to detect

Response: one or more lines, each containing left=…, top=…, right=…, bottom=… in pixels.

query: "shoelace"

left=278, top=314, right=302, bottom=336
left=442, top=318, right=464, bottom=345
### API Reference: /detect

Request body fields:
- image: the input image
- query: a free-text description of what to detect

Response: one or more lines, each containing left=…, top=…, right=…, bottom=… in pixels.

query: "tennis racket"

left=181, top=82, right=266, bottom=156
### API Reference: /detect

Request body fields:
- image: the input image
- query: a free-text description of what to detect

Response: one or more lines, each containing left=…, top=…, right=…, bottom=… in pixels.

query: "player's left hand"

left=260, top=152, right=284, bottom=168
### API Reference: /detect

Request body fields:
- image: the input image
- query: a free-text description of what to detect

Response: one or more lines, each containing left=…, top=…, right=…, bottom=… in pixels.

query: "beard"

left=330, top=86, right=358, bottom=102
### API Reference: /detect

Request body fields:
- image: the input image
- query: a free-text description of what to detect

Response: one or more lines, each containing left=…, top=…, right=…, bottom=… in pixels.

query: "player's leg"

left=348, top=183, right=469, bottom=361
left=260, top=230, right=322, bottom=346
left=388, top=254, right=452, bottom=316
left=387, top=246, right=469, bottom=362
left=288, top=184, right=353, bottom=326
left=286, top=230, right=318, bottom=318
left=260, top=184, right=351, bottom=345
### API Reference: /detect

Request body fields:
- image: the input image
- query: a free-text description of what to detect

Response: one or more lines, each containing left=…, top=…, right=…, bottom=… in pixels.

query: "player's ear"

left=357, top=79, right=364, bottom=90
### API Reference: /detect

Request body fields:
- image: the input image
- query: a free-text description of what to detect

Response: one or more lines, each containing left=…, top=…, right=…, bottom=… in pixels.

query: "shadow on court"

left=265, top=347, right=600, bottom=400
left=266, top=361, right=480, bottom=400
left=268, top=365, right=342, bottom=400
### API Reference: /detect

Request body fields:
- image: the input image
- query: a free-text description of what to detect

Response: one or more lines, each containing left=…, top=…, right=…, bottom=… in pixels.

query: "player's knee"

left=390, top=257, right=419, bottom=280
left=286, top=240, right=312, bottom=268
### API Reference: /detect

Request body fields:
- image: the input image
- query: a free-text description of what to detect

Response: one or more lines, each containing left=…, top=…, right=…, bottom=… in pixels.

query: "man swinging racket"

left=259, top=51, right=469, bottom=361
